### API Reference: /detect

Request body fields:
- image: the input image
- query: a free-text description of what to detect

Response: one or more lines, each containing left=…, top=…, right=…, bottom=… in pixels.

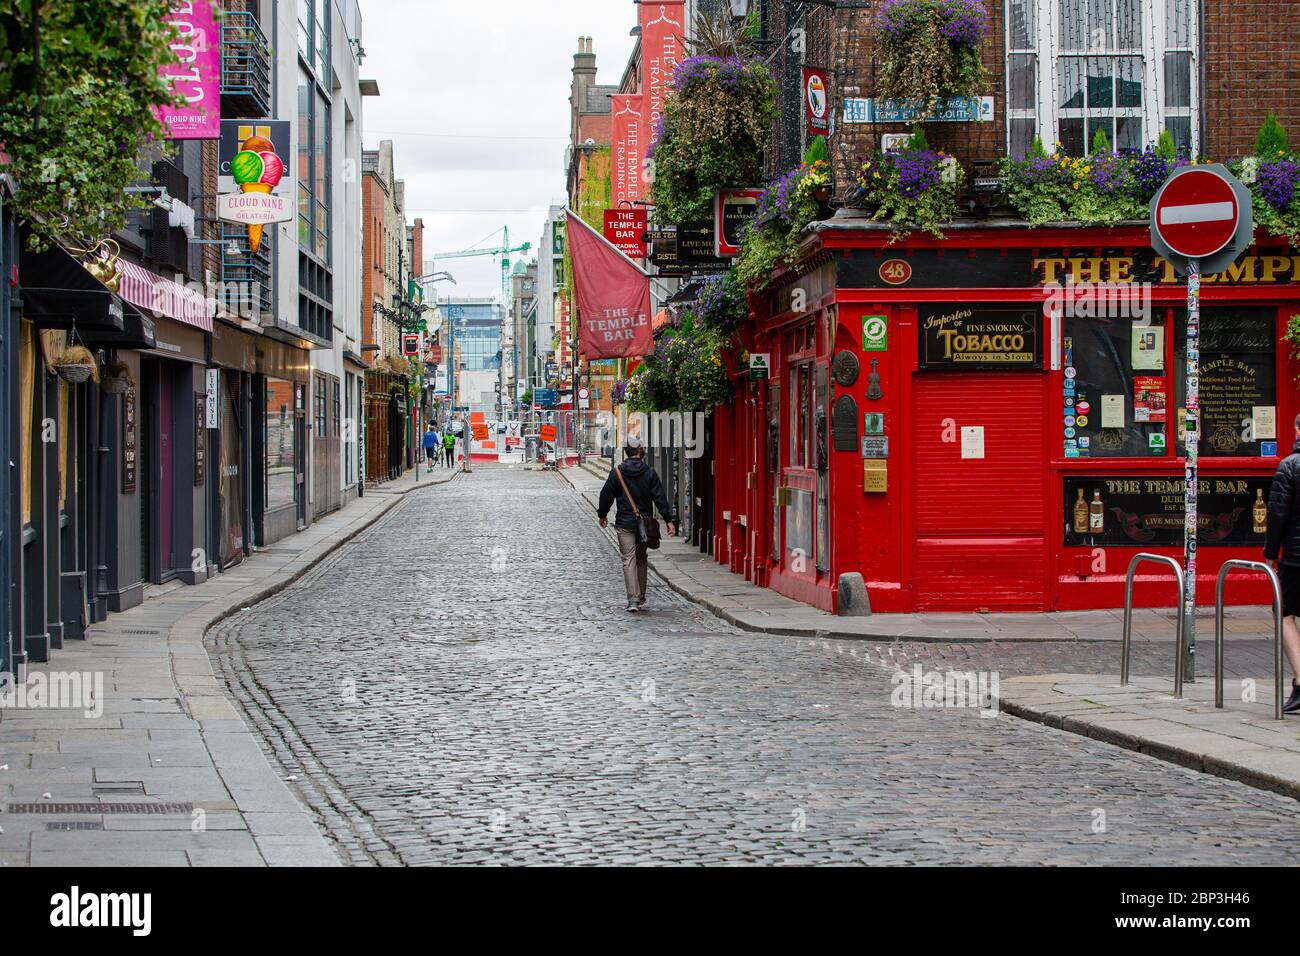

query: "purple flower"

left=1088, top=151, right=1130, bottom=195
left=891, top=149, right=943, bottom=198
left=1258, top=158, right=1300, bottom=212
left=878, top=0, right=988, bottom=47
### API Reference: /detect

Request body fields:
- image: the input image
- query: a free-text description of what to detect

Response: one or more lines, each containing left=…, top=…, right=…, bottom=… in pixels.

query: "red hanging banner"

left=566, top=211, right=653, bottom=360
left=639, top=1, right=686, bottom=136
left=611, top=94, right=646, bottom=207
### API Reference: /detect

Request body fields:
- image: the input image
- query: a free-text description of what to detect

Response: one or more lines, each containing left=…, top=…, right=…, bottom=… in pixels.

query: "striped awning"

left=114, top=259, right=213, bottom=332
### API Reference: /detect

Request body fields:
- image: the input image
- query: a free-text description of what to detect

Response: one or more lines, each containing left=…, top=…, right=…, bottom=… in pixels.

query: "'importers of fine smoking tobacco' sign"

left=918, top=306, right=1040, bottom=370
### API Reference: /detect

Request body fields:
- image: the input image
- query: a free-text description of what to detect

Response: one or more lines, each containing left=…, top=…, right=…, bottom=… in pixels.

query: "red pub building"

left=711, top=221, right=1300, bottom=614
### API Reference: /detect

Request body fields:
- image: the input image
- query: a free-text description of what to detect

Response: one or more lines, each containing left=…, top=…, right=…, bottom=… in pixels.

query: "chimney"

left=572, top=36, right=596, bottom=110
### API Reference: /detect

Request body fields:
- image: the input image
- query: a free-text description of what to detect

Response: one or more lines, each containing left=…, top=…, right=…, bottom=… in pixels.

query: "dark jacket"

left=1265, top=438, right=1300, bottom=565
left=597, top=456, right=676, bottom=532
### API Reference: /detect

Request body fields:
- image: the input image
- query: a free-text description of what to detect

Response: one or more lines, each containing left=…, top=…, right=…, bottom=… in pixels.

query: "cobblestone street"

left=208, top=467, right=1300, bottom=865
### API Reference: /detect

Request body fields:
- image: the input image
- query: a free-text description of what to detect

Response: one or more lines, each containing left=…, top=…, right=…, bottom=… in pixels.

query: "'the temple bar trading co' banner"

left=155, top=0, right=221, bottom=139
left=566, top=210, right=653, bottom=360
left=639, top=2, right=685, bottom=133
left=612, top=94, right=645, bottom=208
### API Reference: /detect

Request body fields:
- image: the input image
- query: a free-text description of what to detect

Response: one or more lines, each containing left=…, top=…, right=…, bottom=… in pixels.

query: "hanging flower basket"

left=51, top=344, right=99, bottom=385
left=875, top=0, right=989, bottom=114
left=102, top=361, right=135, bottom=395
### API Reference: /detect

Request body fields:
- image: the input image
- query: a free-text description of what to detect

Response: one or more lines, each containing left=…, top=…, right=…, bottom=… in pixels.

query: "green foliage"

left=1028, top=136, right=1048, bottom=159
left=0, top=1, right=183, bottom=248
left=907, top=125, right=931, bottom=151
left=874, top=0, right=989, bottom=113
left=803, top=135, right=830, bottom=167
left=1155, top=129, right=1177, bottom=159
left=629, top=316, right=731, bottom=413
left=1256, top=112, right=1289, bottom=158
left=649, top=56, right=778, bottom=224
left=1285, top=316, right=1300, bottom=378
left=1091, top=127, right=1111, bottom=154
left=733, top=161, right=832, bottom=289
left=1001, top=147, right=1147, bottom=227
left=853, top=148, right=964, bottom=239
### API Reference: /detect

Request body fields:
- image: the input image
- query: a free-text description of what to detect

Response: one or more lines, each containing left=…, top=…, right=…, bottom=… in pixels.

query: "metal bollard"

left=1121, top=553, right=1187, bottom=696
left=1214, top=560, right=1285, bottom=721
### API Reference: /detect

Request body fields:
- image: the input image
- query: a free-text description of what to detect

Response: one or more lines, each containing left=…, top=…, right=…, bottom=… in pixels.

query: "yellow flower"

left=1083, top=165, right=1092, bottom=173
left=1073, top=182, right=1080, bottom=190
left=873, top=171, right=881, bottom=179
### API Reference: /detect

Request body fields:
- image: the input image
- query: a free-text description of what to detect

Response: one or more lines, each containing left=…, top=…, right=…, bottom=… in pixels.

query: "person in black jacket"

left=597, top=435, right=677, bottom=612
left=1263, top=416, right=1300, bottom=714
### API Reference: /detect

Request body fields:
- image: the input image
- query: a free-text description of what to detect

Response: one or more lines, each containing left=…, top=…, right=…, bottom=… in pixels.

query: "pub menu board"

left=918, top=306, right=1041, bottom=369
left=1176, top=309, right=1277, bottom=457
left=121, top=386, right=138, bottom=494
left=1062, top=474, right=1271, bottom=548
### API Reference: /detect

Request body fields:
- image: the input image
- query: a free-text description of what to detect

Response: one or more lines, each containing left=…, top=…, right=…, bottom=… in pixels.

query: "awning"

left=19, top=232, right=126, bottom=335
left=651, top=309, right=671, bottom=332
left=115, top=258, right=213, bottom=332
left=81, top=304, right=156, bottom=350
left=666, top=280, right=704, bottom=305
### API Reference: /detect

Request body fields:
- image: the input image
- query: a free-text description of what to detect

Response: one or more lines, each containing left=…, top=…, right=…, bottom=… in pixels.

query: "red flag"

left=566, top=210, right=653, bottom=360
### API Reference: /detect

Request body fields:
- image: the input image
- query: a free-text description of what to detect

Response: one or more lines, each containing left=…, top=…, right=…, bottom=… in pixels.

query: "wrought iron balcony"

left=221, top=10, right=271, bottom=118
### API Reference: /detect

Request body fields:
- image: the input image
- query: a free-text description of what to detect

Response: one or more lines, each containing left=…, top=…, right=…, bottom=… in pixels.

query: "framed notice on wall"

left=122, top=387, right=138, bottom=493
left=918, top=306, right=1040, bottom=370
left=195, top=394, right=206, bottom=487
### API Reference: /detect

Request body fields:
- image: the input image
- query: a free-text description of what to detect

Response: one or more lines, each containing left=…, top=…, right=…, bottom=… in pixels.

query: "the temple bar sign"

left=837, top=247, right=1300, bottom=289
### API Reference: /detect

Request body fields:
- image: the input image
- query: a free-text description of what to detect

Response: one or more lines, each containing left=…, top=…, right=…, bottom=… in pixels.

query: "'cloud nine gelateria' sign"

left=918, top=306, right=1040, bottom=370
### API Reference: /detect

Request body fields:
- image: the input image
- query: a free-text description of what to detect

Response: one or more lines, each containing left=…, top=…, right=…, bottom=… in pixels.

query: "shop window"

left=333, top=380, right=342, bottom=437
left=265, top=378, right=296, bottom=512
left=1175, top=308, right=1278, bottom=458
left=1004, top=0, right=1198, bottom=157
left=789, top=364, right=813, bottom=468
left=1064, top=312, right=1168, bottom=458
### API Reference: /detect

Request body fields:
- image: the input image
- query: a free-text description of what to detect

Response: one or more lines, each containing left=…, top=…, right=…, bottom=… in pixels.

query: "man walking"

left=422, top=423, right=440, bottom=473
left=443, top=430, right=455, bottom=468
left=1262, top=412, right=1300, bottom=714
left=597, top=436, right=676, bottom=613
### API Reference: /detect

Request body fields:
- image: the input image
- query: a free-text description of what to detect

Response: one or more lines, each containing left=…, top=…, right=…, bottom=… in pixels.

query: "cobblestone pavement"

left=208, top=467, right=1300, bottom=865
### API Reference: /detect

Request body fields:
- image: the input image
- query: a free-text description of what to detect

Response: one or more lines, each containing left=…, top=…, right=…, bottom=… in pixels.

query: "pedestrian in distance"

left=1263, top=411, right=1300, bottom=714
left=443, top=430, right=455, bottom=468
left=597, top=435, right=676, bottom=613
left=422, top=423, right=440, bottom=473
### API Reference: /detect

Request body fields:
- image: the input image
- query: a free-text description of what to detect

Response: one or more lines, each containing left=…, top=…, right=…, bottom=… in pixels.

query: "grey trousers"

left=616, top=528, right=648, bottom=603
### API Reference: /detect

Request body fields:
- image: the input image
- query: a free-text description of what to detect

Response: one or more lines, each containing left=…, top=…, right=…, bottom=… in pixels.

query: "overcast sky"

left=359, top=0, right=637, bottom=300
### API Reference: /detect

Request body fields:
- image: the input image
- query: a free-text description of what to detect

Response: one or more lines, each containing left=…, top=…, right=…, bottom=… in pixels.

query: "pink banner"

left=611, top=94, right=645, bottom=208
left=566, top=212, right=653, bottom=360
left=639, top=1, right=686, bottom=135
left=156, top=0, right=221, bottom=140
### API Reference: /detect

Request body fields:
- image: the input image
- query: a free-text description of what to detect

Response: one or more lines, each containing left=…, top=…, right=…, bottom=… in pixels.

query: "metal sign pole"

left=1183, top=260, right=1200, bottom=681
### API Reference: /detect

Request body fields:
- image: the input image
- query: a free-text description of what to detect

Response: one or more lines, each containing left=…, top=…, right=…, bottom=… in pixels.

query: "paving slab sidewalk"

left=1000, top=674, right=1300, bottom=800
left=0, top=467, right=456, bottom=867
left=563, top=460, right=1276, bottom=644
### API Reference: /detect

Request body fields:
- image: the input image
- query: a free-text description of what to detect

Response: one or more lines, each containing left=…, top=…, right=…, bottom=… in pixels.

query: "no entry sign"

left=1152, top=167, right=1240, bottom=259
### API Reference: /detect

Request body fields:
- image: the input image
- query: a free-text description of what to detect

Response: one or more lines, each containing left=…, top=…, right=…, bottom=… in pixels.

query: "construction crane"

left=429, top=227, right=532, bottom=417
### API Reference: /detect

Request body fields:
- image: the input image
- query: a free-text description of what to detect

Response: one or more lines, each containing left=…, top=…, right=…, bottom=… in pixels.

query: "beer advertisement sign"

left=1063, top=475, right=1271, bottom=548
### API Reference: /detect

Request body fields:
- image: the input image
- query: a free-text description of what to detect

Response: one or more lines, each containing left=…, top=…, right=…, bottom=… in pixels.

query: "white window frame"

left=1004, top=0, right=1199, bottom=156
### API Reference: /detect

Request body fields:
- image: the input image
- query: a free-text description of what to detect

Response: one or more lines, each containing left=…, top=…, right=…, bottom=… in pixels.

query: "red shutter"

left=912, top=373, right=1047, bottom=611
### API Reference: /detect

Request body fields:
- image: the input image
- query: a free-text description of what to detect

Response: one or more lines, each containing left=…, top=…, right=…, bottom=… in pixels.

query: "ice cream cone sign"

left=217, top=121, right=294, bottom=247
left=230, top=134, right=285, bottom=252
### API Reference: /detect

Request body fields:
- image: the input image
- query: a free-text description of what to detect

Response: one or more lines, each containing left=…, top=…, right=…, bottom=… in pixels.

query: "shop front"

left=211, top=322, right=312, bottom=555
left=724, top=222, right=1300, bottom=614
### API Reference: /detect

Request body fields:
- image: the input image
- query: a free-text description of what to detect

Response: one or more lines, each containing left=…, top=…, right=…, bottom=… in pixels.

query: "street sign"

left=427, top=344, right=442, bottom=364
left=577, top=386, right=590, bottom=410
left=540, top=423, right=558, bottom=443
left=1147, top=162, right=1254, bottom=686
left=204, top=368, right=220, bottom=428
left=1152, top=166, right=1241, bottom=260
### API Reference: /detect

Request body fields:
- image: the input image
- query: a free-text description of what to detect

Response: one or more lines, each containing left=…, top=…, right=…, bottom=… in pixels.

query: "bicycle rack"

left=1121, top=553, right=1187, bottom=697
left=1214, top=560, right=1285, bottom=721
